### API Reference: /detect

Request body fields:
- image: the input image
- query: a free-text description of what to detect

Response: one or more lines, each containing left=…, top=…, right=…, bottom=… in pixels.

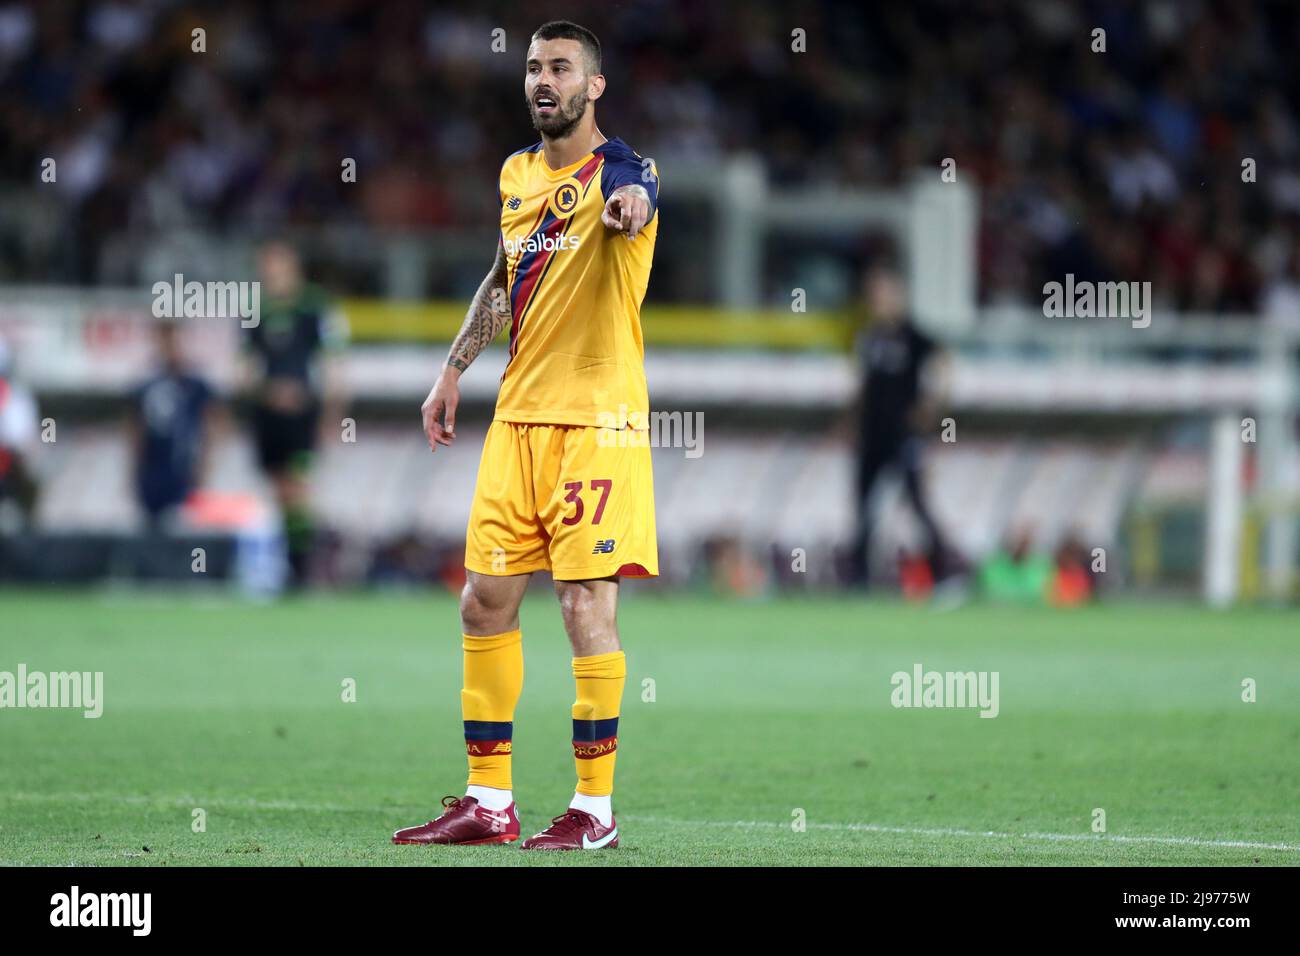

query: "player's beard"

left=529, top=88, right=589, bottom=139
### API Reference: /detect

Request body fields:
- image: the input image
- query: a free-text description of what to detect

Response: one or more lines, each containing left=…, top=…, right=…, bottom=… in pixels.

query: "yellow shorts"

left=465, top=421, right=658, bottom=580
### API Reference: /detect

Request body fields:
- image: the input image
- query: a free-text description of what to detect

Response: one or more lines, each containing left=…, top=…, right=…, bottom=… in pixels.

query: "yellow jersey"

left=494, top=137, right=658, bottom=427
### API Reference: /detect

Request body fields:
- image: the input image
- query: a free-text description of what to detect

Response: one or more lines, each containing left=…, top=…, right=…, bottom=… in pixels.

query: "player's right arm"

left=421, top=244, right=510, bottom=452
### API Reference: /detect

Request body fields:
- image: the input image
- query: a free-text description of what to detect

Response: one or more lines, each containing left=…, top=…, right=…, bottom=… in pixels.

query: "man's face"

left=156, top=324, right=183, bottom=370
left=524, top=38, right=597, bottom=138
left=258, top=243, right=302, bottom=299
left=866, top=270, right=906, bottom=326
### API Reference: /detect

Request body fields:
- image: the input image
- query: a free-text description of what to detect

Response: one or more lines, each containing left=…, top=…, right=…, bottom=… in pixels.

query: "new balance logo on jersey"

left=506, top=195, right=522, bottom=210
left=592, top=539, right=616, bottom=555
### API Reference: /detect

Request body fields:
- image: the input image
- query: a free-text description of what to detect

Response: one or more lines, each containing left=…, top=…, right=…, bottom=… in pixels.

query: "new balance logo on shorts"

left=506, top=195, right=522, bottom=209
left=592, top=539, right=616, bottom=555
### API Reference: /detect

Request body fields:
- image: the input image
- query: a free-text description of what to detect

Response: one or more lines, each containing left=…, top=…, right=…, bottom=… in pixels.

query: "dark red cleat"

left=392, top=795, right=520, bottom=846
left=520, top=808, right=618, bottom=851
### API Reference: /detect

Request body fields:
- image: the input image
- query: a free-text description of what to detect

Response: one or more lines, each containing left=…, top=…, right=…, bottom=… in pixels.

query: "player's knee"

left=458, top=583, right=493, bottom=631
left=556, top=583, right=610, bottom=635
left=459, top=580, right=513, bottom=634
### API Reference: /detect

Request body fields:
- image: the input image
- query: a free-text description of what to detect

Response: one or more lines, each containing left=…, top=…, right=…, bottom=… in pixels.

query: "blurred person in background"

left=1050, top=529, right=1097, bottom=606
left=242, top=240, right=348, bottom=588
left=979, top=527, right=1053, bottom=605
left=0, top=338, right=40, bottom=528
left=129, top=321, right=218, bottom=527
left=846, top=258, right=956, bottom=590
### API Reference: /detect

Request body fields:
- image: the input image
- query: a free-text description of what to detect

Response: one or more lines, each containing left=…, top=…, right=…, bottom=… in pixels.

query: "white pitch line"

left=0, top=791, right=368, bottom=814
left=620, top=815, right=1300, bottom=852
left=5, top=792, right=1297, bottom=853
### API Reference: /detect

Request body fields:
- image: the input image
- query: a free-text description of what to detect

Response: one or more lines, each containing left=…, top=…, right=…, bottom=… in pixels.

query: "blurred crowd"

left=2, top=0, right=1300, bottom=314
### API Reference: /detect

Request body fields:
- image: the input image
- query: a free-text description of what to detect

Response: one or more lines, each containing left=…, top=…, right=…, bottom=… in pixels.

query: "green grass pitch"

left=1, top=589, right=1297, bottom=866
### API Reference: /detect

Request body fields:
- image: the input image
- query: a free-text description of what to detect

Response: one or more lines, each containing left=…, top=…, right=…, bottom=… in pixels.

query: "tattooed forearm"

left=446, top=247, right=510, bottom=373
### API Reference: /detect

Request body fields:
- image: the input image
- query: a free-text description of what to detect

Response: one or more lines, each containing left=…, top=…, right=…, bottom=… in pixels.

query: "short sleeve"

left=600, top=144, right=658, bottom=223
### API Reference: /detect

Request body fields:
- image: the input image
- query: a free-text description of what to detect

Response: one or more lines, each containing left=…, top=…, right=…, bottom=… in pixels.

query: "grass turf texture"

left=1, top=589, right=1297, bottom=866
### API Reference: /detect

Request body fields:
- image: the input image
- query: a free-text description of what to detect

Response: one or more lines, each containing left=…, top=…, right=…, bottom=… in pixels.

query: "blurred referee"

left=242, top=240, right=348, bottom=588
left=847, top=258, right=954, bottom=590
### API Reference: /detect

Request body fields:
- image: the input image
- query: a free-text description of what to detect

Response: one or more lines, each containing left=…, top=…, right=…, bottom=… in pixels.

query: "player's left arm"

left=602, top=184, right=653, bottom=239
left=601, top=154, right=658, bottom=240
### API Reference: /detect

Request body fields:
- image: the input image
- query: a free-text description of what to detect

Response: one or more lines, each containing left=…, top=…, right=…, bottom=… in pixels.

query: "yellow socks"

left=571, top=651, right=626, bottom=797
left=461, top=630, right=523, bottom=791
left=460, top=636, right=626, bottom=803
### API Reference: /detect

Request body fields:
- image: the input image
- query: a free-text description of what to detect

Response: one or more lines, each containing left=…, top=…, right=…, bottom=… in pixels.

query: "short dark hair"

left=531, top=20, right=601, bottom=75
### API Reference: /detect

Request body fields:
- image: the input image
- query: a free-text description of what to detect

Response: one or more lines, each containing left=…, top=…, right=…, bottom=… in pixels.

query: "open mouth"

left=534, top=94, right=558, bottom=115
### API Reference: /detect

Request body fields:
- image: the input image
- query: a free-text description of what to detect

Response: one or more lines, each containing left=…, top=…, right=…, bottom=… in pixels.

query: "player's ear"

left=587, top=73, right=605, bottom=102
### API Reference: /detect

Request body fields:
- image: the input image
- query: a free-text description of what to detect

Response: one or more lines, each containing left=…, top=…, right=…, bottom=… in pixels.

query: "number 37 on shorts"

left=464, top=420, right=658, bottom=581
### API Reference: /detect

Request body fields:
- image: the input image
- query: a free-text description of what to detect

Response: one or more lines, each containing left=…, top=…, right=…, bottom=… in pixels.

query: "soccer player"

left=241, top=240, right=347, bottom=588
left=393, top=20, right=658, bottom=851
